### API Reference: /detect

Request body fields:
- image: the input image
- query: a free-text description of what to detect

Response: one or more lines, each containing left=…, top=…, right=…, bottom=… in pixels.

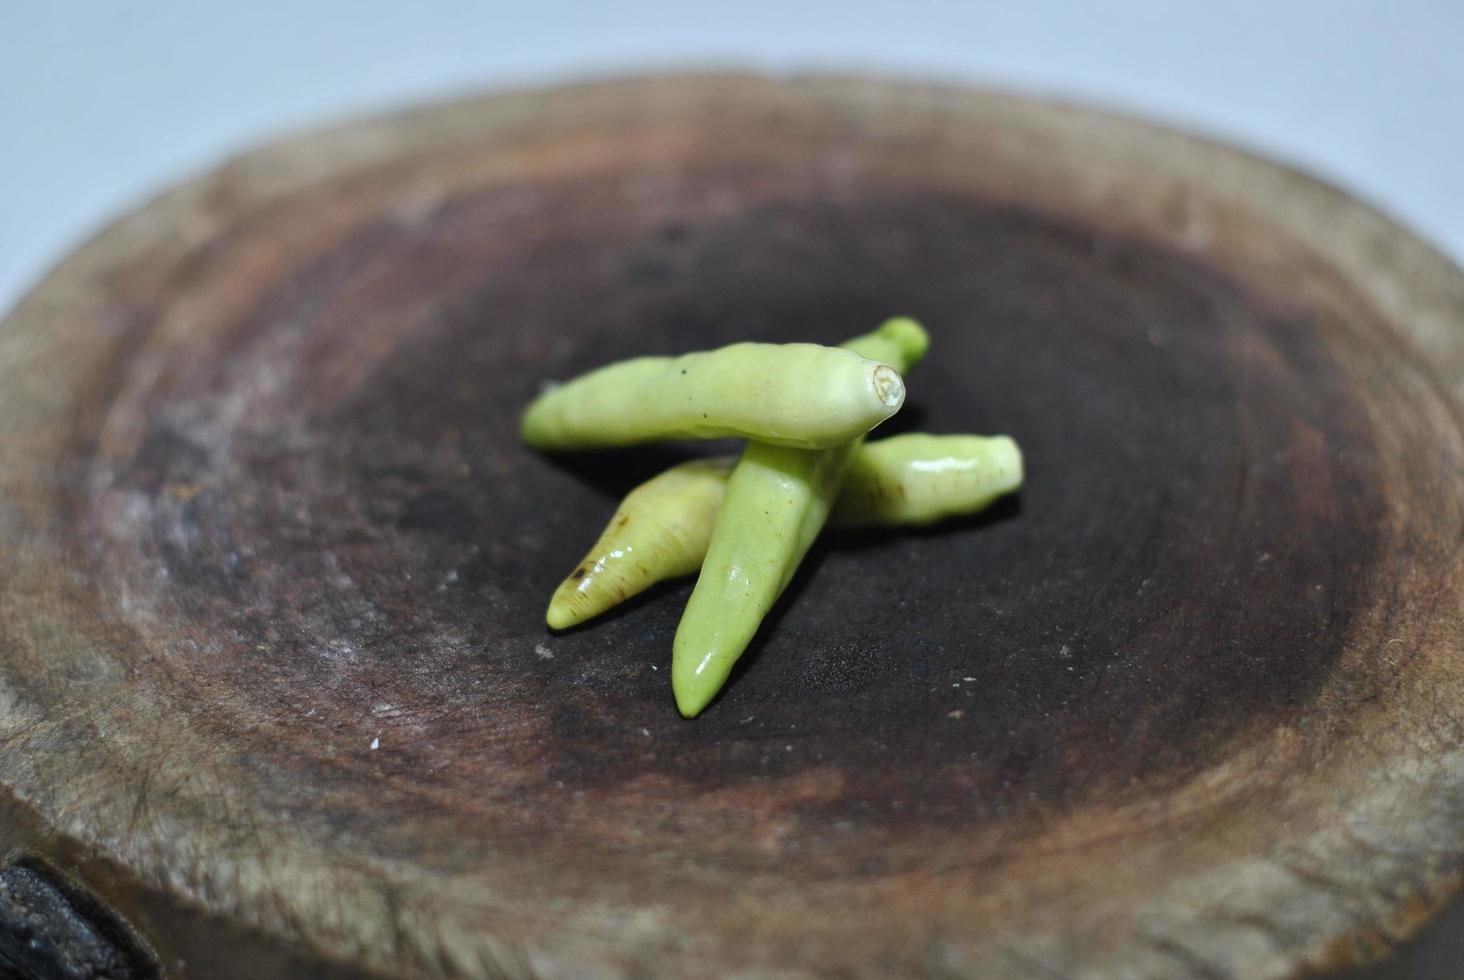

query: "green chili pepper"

left=545, top=434, right=1021, bottom=629
left=546, top=457, right=735, bottom=630
left=521, top=342, right=906, bottom=451
left=830, top=433, right=1023, bottom=527
left=671, top=318, right=930, bottom=717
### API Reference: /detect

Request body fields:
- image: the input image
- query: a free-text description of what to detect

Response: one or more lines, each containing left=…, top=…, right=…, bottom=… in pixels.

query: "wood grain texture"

left=0, top=74, right=1461, bottom=979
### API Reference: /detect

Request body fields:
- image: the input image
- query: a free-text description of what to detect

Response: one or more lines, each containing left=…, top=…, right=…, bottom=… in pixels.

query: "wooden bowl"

left=1, top=74, right=1461, bottom=979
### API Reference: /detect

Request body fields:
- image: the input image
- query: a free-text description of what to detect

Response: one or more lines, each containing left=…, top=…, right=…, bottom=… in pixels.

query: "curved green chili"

left=521, top=342, right=905, bottom=451
left=831, top=433, right=1023, bottom=526
left=671, top=318, right=930, bottom=717
left=545, top=433, right=1022, bottom=629
left=546, top=457, right=734, bottom=630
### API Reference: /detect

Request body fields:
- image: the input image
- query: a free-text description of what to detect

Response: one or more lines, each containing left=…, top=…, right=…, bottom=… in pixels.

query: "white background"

left=3, top=1, right=1461, bottom=316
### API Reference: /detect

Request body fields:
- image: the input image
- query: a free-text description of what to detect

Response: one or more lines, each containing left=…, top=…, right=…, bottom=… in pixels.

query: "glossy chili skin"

left=831, top=433, right=1023, bottom=527
left=546, top=457, right=734, bottom=630
left=521, top=342, right=905, bottom=451
left=671, top=319, right=930, bottom=717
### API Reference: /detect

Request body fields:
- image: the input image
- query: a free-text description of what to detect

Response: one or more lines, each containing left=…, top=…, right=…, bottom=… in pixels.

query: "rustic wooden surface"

left=0, top=75, right=1461, bottom=980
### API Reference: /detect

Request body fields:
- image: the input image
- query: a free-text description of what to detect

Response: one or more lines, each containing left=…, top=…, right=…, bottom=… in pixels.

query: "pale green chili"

left=831, top=433, right=1023, bottom=527
left=547, top=457, right=734, bottom=630
left=671, top=318, right=929, bottom=717
left=521, top=342, right=905, bottom=451
left=546, top=433, right=1021, bottom=630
